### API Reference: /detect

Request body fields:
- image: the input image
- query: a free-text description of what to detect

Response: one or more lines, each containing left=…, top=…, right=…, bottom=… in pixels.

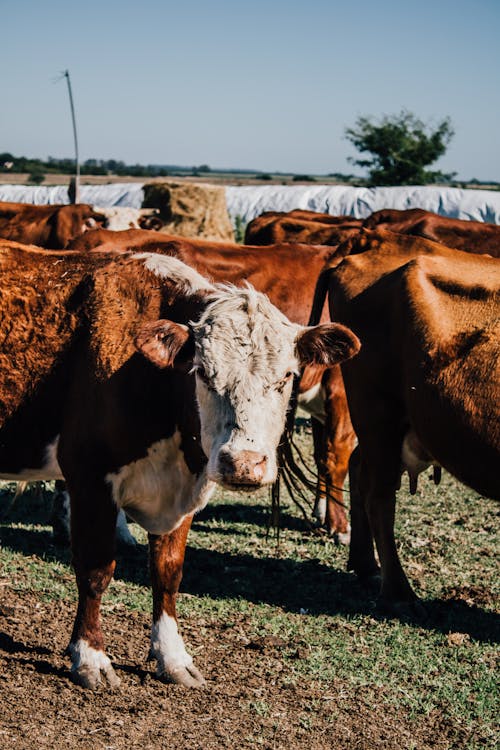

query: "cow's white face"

left=93, top=207, right=162, bottom=231
left=190, top=287, right=299, bottom=487
left=135, top=255, right=361, bottom=491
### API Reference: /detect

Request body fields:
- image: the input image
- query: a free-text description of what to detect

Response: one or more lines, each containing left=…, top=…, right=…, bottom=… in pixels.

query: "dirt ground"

left=0, top=587, right=474, bottom=750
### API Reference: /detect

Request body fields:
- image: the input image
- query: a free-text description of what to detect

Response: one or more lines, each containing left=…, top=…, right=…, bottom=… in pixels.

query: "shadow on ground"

left=1, top=519, right=498, bottom=645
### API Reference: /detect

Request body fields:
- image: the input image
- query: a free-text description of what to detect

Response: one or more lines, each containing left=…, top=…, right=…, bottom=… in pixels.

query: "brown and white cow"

left=0, top=240, right=360, bottom=688
left=0, top=202, right=163, bottom=250
left=318, top=235, right=499, bottom=605
left=362, top=208, right=500, bottom=258
left=68, top=228, right=356, bottom=540
left=91, top=206, right=163, bottom=231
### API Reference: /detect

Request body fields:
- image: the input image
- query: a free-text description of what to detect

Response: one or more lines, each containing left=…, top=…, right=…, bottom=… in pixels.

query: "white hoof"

left=69, top=640, right=121, bottom=690
left=162, top=663, right=206, bottom=688
left=151, top=613, right=205, bottom=688
left=312, top=497, right=327, bottom=525
left=334, top=526, right=351, bottom=546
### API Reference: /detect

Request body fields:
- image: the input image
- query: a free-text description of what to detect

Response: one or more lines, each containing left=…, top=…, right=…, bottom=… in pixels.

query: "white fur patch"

left=191, top=286, right=300, bottom=484
left=134, top=252, right=213, bottom=294
left=313, top=495, right=327, bottom=524
left=0, top=436, right=63, bottom=481
left=298, top=382, right=326, bottom=424
left=69, top=639, right=113, bottom=673
left=105, top=432, right=215, bottom=534
left=150, top=613, right=193, bottom=675
left=94, top=206, right=157, bottom=230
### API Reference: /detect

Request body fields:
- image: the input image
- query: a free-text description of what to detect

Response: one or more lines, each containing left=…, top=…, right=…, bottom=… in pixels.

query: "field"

left=0, top=431, right=498, bottom=750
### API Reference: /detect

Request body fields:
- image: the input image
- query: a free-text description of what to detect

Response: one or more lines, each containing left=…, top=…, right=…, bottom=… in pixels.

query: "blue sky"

left=2, top=0, right=499, bottom=179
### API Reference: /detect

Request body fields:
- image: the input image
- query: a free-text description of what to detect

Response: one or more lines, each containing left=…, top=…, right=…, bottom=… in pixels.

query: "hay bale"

left=143, top=181, right=234, bottom=241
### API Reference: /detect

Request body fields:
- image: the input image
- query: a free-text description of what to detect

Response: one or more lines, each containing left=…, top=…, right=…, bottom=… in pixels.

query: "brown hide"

left=68, top=228, right=356, bottom=537
left=68, top=229, right=335, bottom=325
left=244, top=211, right=362, bottom=246
left=0, top=201, right=106, bottom=249
left=363, top=208, right=500, bottom=257
left=328, top=237, right=500, bottom=600
left=0, top=239, right=361, bottom=690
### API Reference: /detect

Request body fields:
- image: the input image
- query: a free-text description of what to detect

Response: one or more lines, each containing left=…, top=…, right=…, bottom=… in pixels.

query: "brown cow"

left=0, top=202, right=107, bottom=248
left=0, top=239, right=360, bottom=689
left=0, top=202, right=163, bottom=249
left=69, top=228, right=356, bottom=540
left=316, top=232, right=499, bottom=605
left=363, top=208, right=500, bottom=257
left=244, top=210, right=362, bottom=246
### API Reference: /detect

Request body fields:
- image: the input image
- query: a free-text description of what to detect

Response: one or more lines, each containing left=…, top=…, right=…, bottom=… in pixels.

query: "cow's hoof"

left=330, top=527, right=351, bottom=546
left=69, top=641, right=121, bottom=690
left=71, top=662, right=121, bottom=690
left=312, top=497, right=327, bottom=526
left=159, top=663, right=206, bottom=688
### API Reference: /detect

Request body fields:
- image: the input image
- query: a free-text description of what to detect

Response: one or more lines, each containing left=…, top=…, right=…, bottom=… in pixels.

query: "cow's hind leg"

left=347, top=446, right=380, bottom=582
left=312, top=369, right=355, bottom=544
left=149, top=515, right=205, bottom=688
left=312, top=419, right=351, bottom=543
left=311, top=418, right=328, bottom=527
left=67, top=482, right=120, bottom=690
left=356, top=442, right=418, bottom=606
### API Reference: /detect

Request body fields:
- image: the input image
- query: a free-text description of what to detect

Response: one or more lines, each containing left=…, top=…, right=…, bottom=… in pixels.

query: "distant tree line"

left=0, top=153, right=214, bottom=179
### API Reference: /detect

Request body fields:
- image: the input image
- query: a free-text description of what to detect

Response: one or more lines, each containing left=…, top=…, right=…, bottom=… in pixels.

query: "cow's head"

left=93, top=207, right=162, bottom=231
left=135, top=256, right=360, bottom=489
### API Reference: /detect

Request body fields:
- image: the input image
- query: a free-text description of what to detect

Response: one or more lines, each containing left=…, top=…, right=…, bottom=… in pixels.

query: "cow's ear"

left=135, top=320, right=194, bottom=369
left=296, top=323, right=360, bottom=366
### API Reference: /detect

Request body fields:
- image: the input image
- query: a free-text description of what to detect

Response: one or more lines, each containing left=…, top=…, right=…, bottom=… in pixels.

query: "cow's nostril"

left=218, top=450, right=268, bottom=486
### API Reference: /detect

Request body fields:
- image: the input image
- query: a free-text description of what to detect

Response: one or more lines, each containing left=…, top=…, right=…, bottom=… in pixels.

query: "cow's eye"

left=275, top=371, right=294, bottom=391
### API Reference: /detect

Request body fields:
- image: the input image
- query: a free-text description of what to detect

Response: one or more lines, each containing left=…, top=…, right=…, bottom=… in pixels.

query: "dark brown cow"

left=69, top=228, right=355, bottom=539
left=0, top=240, right=360, bottom=689
left=363, top=208, right=500, bottom=257
left=316, top=232, right=499, bottom=605
left=0, top=202, right=107, bottom=248
left=244, top=210, right=362, bottom=246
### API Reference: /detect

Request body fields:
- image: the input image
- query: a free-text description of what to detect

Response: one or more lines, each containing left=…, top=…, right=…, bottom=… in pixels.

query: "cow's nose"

left=218, top=450, right=268, bottom=487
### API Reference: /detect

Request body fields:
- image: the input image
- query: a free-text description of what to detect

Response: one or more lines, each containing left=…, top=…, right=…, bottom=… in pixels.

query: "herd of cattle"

left=0, top=200, right=498, bottom=690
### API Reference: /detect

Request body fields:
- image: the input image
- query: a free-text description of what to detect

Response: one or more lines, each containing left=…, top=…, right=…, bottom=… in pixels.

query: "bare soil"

left=0, top=586, right=473, bottom=750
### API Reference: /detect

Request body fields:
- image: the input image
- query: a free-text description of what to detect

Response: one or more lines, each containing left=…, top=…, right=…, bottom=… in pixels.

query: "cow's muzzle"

left=217, top=450, right=268, bottom=489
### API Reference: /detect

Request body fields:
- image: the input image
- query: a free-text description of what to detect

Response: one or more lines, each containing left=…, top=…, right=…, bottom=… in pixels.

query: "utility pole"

left=62, top=70, right=80, bottom=203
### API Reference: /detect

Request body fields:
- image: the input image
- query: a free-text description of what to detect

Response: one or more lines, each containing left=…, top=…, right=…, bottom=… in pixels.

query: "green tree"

left=27, top=167, right=45, bottom=185
left=345, top=110, right=455, bottom=186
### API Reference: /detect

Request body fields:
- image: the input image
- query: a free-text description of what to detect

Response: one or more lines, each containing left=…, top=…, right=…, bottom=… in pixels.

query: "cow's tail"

left=270, top=265, right=336, bottom=532
left=270, top=386, right=317, bottom=536
left=307, top=265, right=333, bottom=326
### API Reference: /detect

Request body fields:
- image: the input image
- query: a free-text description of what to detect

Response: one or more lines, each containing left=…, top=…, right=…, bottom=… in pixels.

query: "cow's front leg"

left=149, top=515, right=205, bottom=688
left=67, top=482, right=120, bottom=690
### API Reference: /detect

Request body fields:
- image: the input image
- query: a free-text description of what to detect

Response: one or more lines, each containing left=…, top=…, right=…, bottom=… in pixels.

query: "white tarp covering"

left=0, top=183, right=144, bottom=208
left=225, top=185, right=500, bottom=225
left=1, top=183, right=499, bottom=224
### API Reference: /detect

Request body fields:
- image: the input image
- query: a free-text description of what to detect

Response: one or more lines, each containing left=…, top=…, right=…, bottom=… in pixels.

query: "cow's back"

left=331, top=245, right=500, bottom=499
left=0, top=243, right=123, bottom=468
